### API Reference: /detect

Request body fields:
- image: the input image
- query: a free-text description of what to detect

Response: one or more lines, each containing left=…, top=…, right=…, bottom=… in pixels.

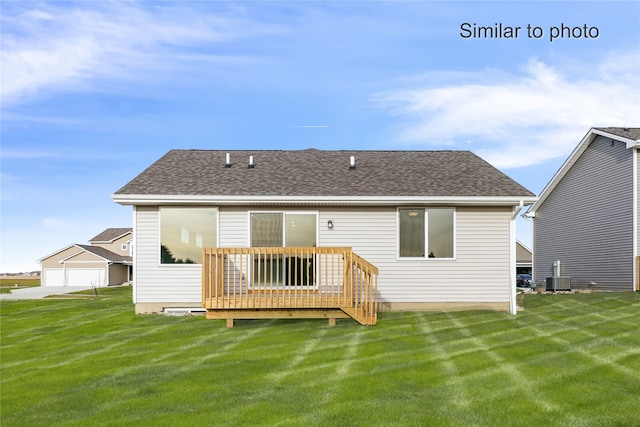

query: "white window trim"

left=158, top=206, right=219, bottom=266
left=396, top=207, right=456, bottom=260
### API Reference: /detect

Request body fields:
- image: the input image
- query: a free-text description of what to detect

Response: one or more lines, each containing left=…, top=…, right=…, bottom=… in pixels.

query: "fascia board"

left=527, top=128, right=598, bottom=215
left=59, top=247, right=109, bottom=263
left=37, top=244, right=80, bottom=263
left=588, top=128, right=640, bottom=147
left=626, top=140, right=640, bottom=149
left=112, top=193, right=537, bottom=206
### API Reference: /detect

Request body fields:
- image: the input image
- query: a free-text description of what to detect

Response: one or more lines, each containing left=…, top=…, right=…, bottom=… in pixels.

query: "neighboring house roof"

left=526, top=127, right=640, bottom=216
left=112, top=150, right=535, bottom=205
left=38, top=243, right=132, bottom=264
left=89, top=228, right=132, bottom=243
left=76, top=245, right=132, bottom=263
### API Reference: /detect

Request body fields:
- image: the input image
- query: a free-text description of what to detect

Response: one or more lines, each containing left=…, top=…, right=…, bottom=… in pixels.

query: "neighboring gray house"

left=112, top=149, right=536, bottom=321
left=526, top=127, right=640, bottom=291
left=39, top=228, right=133, bottom=287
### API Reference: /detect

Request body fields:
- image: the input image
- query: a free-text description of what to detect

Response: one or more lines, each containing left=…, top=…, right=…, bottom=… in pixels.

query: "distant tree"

left=161, top=245, right=195, bottom=264
left=161, top=245, right=177, bottom=264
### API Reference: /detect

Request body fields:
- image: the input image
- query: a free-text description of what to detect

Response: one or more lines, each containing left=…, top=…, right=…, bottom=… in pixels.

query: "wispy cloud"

left=0, top=2, right=270, bottom=107
left=40, top=217, right=72, bottom=230
left=0, top=148, right=58, bottom=160
left=374, top=52, right=640, bottom=168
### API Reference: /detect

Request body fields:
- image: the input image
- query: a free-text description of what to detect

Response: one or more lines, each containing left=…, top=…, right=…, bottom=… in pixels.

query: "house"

left=526, top=127, right=640, bottom=291
left=516, top=240, right=532, bottom=276
left=39, top=228, right=133, bottom=287
left=112, top=149, right=536, bottom=324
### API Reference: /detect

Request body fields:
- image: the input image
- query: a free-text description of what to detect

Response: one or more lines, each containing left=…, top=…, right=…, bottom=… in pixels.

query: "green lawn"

left=1, top=287, right=639, bottom=426
left=0, top=278, right=40, bottom=294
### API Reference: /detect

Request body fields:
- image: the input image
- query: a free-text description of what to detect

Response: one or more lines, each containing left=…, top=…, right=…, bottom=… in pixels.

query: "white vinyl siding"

left=219, top=208, right=249, bottom=247
left=319, top=206, right=511, bottom=304
left=133, top=205, right=512, bottom=305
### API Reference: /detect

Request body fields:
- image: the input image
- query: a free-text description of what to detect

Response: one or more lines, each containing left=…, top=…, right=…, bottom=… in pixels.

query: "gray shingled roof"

left=77, top=245, right=132, bottom=263
left=89, top=228, right=132, bottom=243
left=114, top=150, right=533, bottom=198
left=594, top=127, right=640, bottom=141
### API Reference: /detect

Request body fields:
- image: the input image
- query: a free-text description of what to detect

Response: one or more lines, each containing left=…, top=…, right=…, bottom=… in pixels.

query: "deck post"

left=226, top=318, right=234, bottom=328
left=328, top=318, right=336, bottom=327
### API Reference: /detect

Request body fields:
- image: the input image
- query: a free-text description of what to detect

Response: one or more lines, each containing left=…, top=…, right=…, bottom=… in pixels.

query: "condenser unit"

left=546, top=276, right=571, bottom=292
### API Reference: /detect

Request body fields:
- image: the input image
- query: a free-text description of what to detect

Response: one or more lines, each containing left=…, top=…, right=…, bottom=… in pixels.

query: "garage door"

left=67, top=269, right=105, bottom=287
left=43, top=269, right=64, bottom=287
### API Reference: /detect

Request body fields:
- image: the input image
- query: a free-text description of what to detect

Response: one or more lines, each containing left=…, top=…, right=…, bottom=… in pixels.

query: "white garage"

left=39, top=239, right=132, bottom=288
left=43, top=269, right=64, bottom=287
left=67, top=269, right=105, bottom=287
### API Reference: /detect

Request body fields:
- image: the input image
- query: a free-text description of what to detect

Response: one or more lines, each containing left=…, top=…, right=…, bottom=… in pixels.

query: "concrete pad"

left=0, top=286, right=94, bottom=300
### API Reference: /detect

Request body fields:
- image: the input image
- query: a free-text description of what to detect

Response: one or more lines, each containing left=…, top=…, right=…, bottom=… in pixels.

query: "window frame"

left=158, top=206, right=219, bottom=266
left=397, top=207, right=456, bottom=260
left=248, top=210, right=319, bottom=289
left=247, top=210, right=319, bottom=249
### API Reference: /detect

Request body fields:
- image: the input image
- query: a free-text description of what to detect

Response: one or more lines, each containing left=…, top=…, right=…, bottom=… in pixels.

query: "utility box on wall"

left=546, top=276, right=571, bottom=291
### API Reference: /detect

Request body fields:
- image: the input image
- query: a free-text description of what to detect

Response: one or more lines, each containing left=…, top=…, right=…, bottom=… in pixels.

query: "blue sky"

left=1, top=1, right=639, bottom=273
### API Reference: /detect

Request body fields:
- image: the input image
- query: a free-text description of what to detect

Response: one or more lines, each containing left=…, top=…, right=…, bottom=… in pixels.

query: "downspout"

left=522, top=211, right=535, bottom=286
left=511, top=200, right=525, bottom=220
left=132, top=206, right=137, bottom=304
left=634, top=148, right=638, bottom=291
left=62, top=260, right=67, bottom=287
left=106, top=262, right=112, bottom=287
left=509, top=201, right=524, bottom=315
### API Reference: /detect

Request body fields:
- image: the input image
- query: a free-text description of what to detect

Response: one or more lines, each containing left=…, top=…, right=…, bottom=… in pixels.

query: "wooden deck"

left=202, top=247, right=378, bottom=326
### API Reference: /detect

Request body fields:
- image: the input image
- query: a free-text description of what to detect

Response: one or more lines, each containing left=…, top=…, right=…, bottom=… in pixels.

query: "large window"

left=160, top=207, right=218, bottom=264
left=398, top=208, right=454, bottom=259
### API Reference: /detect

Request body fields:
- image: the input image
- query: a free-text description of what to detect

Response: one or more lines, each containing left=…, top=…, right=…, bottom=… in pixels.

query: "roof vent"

left=248, top=155, right=255, bottom=169
left=225, top=153, right=232, bottom=168
left=349, top=155, right=356, bottom=170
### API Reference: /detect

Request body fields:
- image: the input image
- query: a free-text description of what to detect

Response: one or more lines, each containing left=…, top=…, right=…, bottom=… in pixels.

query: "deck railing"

left=202, top=247, right=378, bottom=325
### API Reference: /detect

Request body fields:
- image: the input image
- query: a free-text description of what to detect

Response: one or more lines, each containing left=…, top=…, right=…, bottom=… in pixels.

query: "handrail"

left=202, top=247, right=378, bottom=325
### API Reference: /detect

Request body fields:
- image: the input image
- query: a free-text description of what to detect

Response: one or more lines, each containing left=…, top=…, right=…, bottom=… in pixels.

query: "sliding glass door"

left=250, top=212, right=317, bottom=288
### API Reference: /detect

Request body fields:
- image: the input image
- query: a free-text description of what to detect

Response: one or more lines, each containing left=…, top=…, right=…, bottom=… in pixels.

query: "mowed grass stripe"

left=524, top=317, right=640, bottom=381
left=447, top=314, right=559, bottom=412
left=418, top=312, right=471, bottom=409
left=0, top=302, right=126, bottom=342
left=1, top=288, right=639, bottom=426
left=77, top=323, right=272, bottom=425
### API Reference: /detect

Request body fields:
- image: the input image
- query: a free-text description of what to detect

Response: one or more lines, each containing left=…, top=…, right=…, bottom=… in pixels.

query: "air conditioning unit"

left=546, top=276, right=571, bottom=292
